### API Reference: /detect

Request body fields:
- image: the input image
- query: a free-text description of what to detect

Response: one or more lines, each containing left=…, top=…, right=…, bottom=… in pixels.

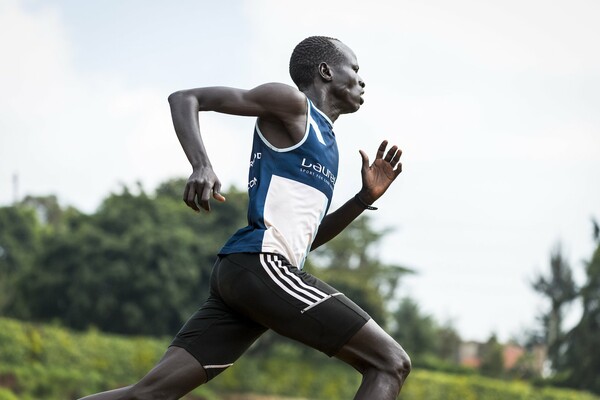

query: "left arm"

left=310, top=140, right=403, bottom=251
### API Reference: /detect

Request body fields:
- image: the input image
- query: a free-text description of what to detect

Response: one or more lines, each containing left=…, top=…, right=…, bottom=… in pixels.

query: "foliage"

left=0, top=317, right=165, bottom=399
left=390, top=297, right=438, bottom=360
left=1, top=178, right=409, bottom=338
left=4, top=177, right=599, bottom=395
left=479, top=334, right=505, bottom=378
left=1, top=317, right=598, bottom=400
left=560, top=230, right=600, bottom=394
left=2, top=181, right=248, bottom=336
left=389, top=297, right=463, bottom=370
left=0, top=206, right=41, bottom=317
left=531, top=243, right=578, bottom=369
left=402, top=370, right=599, bottom=400
left=531, top=221, right=600, bottom=395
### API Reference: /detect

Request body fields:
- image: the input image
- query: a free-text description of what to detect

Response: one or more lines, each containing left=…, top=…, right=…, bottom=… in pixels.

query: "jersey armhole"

left=255, top=96, right=311, bottom=153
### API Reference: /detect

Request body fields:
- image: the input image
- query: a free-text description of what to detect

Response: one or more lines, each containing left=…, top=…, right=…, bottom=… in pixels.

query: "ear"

left=318, top=62, right=333, bottom=82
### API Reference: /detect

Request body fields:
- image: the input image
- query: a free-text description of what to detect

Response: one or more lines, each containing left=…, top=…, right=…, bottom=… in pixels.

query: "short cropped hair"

left=289, top=36, right=345, bottom=90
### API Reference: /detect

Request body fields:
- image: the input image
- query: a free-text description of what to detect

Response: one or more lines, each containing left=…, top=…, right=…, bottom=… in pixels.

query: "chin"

left=342, top=105, right=360, bottom=115
left=340, top=98, right=363, bottom=114
left=349, top=103, right=362, bottom=113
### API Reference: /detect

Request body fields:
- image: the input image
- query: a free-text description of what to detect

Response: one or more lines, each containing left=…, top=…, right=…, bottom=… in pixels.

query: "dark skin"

left=79, top=41, right=409, bottom=400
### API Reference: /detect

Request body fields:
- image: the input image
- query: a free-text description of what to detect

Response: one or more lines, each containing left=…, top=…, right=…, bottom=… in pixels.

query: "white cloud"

left=0, top=0, right=190, bottom=210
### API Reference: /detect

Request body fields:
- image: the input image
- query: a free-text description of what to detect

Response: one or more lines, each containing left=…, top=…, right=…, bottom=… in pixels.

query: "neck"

left=301, top=86, right=341, bottom=123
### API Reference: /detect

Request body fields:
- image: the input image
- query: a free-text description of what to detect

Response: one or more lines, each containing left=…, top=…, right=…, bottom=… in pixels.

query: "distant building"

left=458, top=341, right=482, bottom=368
left=458, top=340, right=547, bottom=375
left=503, top=343, right=525, bottom=370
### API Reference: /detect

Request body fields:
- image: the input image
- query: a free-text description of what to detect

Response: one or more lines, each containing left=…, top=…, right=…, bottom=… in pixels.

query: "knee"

left=384, top=345, right=411, bottom=383
left=396, top=347, right=412, bottom=380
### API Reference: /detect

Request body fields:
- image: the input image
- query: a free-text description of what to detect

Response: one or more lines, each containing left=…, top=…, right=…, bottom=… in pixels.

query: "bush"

left=0, top=388, right=18, bottom=400
left=402, top=370, right=599, bottom=400
left=0, top=317, right=169, bottom=399
left=0, top=317, right=598, bottom=400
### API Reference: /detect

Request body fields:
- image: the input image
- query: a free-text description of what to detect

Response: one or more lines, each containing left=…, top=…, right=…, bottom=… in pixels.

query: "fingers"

left=394, top=161, right=403, bottom=177
left=183, top=178, right=224, bottom=213
left=374, top=139, right=403, bottom=178
left=200, top=185, right=212, bottom=211
left=384, top=145, right=399, bottom=163
left=375, top=140, right=388, bottom=159
left=390, top=148, right=402, bottom=166
left=183, top=182, right=200, bottom=212
left=372, top=140, right=402, bottom=166
left=359, top=149, right=370, bottom=170
left=390, top=147, right=403, bottom=177
left=213, top=181, right=226, bottom=202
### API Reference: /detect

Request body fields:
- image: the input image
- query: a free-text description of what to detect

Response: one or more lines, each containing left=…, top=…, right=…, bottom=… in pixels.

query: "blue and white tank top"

left=219, top=97, right=338, bottom=268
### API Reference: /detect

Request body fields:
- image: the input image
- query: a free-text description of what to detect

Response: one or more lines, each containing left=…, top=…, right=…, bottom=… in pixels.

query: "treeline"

left=1, top=178, right=599, bottom=396
left=0, top=179, right=470, bottom=378
left=0, top=179, right=416, bottom=336
left=530, top=226, right=600, bottom=394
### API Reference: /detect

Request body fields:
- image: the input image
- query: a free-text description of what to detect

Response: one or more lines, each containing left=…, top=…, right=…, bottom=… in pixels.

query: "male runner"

left=80, top=36, right=410, bottom=400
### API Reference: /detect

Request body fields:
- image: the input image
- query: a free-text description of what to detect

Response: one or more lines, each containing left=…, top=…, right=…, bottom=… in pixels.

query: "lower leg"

left=78, top=347, right=207, bottom=400
left=353, top=367, right=408, bottom=400
left=78, top=386, right=132, bottom=400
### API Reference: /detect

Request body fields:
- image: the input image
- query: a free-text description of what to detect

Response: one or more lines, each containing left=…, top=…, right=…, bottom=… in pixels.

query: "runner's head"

left=290, top=36, right=365, bottom=114
left=289, top=36, right=346, bottom=90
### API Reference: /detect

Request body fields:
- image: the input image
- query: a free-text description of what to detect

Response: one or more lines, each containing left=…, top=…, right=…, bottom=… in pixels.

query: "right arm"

left=168, top=84, right=306, bottom=212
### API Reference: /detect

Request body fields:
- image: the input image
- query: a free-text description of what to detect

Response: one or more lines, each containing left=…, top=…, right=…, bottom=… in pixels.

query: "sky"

left=1, top=0, right=599, bottom=342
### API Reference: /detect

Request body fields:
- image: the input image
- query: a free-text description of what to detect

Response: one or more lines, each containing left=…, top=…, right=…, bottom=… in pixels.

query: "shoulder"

left=253, top=84, right=309, bottom=146
left=249, top=83, right=306, bottom=114
left=253, top=82, right=303, bottom=96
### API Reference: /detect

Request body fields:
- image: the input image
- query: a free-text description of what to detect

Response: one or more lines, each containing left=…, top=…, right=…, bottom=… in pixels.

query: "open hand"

left=358, top=140, right=403, bottom=204
left=183, top=167, right=226, bottom=212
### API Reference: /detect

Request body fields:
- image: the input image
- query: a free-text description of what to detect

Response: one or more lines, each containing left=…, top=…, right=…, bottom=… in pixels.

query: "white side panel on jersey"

left=261, top=175, right=328, bottom=267
left=308, top=113, right=326, bottom=145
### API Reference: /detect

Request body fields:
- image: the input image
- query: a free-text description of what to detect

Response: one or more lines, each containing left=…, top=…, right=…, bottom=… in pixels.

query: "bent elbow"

left=168, top=90, right=186, bottom=105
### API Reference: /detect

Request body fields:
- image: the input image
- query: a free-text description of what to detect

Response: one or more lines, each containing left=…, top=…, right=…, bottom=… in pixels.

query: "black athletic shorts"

left=170, top=252, right=370, bottom=380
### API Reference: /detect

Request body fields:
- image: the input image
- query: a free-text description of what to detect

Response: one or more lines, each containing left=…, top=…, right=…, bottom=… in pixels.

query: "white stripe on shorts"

left=203, top=363, right=233, bottom=369
left=259, top=254, right=329, bottom=307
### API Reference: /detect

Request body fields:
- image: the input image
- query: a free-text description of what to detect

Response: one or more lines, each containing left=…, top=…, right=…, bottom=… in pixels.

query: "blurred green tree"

left=434, top=321, right=461, bottom=364
left=480, top=333, right=504, bottom=378
left=9, top=181, right=248, bottom=335
left=0, top=205, right=42, bottom=317
left=561, top=220, right=600, bottom=394
left=531, top=243, right=577, bottom=370
left=3, top=178, right=413, bottom=340
left=390, top=297, right=437, bottom=360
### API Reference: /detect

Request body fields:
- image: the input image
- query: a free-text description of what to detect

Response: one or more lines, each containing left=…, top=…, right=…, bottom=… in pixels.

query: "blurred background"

left=1, top=0, right=599, bottom=399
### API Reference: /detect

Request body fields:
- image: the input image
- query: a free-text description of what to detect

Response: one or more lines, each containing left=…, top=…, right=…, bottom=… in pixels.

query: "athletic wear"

left=170, top=253, right=370, bottom=381
left=219, top=97, right=338, bottom=269
left=171, top=96, right=370, bottom=381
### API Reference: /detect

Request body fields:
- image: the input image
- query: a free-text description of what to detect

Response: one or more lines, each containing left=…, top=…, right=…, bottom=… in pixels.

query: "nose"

left=359, top=77, right=365, bottom=88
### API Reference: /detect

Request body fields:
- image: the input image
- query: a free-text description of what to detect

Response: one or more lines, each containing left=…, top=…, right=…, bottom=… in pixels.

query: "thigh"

left=217, top=253, right=370, bottom=356
left=334, top=319, right=408, bottom=373
left=171, top=287, right=267, bottom=381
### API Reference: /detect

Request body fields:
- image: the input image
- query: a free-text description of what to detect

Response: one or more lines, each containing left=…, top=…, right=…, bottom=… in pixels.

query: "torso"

left=219, top=97, right=338, bottom=268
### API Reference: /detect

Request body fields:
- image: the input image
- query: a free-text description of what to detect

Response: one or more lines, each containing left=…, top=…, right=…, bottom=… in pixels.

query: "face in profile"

left=330, top=42, right=365, bottom=113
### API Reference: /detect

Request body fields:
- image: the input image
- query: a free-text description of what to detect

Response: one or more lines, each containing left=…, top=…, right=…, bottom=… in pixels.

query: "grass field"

left=1, top=317, right=598, bottom=400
